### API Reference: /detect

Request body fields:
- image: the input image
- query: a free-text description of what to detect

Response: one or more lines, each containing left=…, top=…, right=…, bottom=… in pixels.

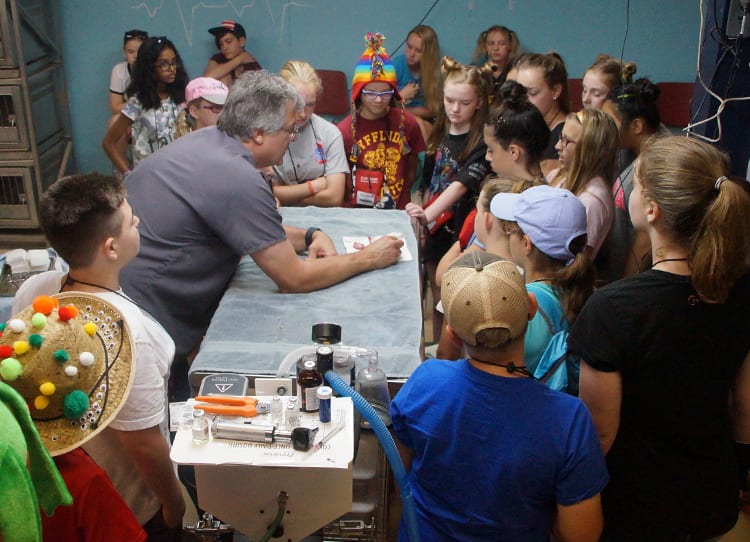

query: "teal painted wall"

left=60, top=0, right=701, bottom=173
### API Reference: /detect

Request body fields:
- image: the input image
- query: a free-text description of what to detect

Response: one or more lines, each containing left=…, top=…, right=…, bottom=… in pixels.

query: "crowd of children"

left=1, top=15, right=749, bottom=542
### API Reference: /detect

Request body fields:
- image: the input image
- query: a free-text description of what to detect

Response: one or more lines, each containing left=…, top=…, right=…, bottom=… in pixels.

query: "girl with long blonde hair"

left=548, top=108, right=619, bottom=257
left=393, top=25, right=442, bottom=141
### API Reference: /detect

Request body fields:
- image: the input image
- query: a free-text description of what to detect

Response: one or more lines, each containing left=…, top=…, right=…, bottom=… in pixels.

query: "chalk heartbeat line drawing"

left=130, top=0, right=310, bottom=46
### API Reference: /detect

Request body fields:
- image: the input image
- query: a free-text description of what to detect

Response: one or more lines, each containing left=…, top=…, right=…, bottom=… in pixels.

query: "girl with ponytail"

left=406, top=56, right=493, bottom=341
left=491, top=184, right=595, bottom=393
left=569, top=136, right=750, bottom=541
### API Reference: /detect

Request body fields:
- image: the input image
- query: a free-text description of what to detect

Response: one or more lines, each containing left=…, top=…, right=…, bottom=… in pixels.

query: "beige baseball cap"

left=441, top=252, right=528, bottom=346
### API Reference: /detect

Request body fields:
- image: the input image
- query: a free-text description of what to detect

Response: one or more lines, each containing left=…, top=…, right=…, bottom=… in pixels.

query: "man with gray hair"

left=120, top=70, right=403, bottom=392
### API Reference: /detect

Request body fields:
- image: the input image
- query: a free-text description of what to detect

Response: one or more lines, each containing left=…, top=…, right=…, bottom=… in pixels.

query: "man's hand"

left=307, top=230, right=337, bottom=258
left=359, top=235, right=404, bottom=268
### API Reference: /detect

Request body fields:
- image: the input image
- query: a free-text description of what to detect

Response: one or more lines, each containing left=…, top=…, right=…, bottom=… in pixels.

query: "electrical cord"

left=618, top=0, right=630, bottom=69
left=391, top=0, right=441, bottom=55
left=685, top=0, right=750, bottom=143
left=258, top=491, right=288, bottom=542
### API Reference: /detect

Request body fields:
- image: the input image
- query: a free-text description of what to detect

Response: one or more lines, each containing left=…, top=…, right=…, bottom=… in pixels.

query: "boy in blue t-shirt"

left=391, top=252, right=608, bottom=541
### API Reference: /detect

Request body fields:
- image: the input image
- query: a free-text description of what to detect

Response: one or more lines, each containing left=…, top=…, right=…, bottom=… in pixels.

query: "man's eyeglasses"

left=154, top=60, right=180, bottom=71
left=559, top=134, right=577, bottom=148
left=199, top=104, right=223, bottom=114
left=361, top=89, right=395, bottom=101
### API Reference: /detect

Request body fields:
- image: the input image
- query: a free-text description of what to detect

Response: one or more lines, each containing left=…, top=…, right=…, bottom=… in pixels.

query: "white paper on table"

left=342, top=232, right=412, bottom=261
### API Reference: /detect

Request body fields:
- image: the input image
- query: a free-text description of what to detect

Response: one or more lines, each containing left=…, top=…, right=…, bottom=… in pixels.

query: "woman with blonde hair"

left=393, top=25, right=442, bottom=141
left=570, top=135, right=750, bottom=541
left=581, top=54, right=637, bottom=110
left=267, top=60, right=349, bottom=206
left=548, top=108, right=619, bottom=258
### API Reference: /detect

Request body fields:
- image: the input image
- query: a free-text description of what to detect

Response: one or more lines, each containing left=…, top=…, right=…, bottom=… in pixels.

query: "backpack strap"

left=536, top=349, right=569, bottom=384
left=528, top=283, right=563, bottom=334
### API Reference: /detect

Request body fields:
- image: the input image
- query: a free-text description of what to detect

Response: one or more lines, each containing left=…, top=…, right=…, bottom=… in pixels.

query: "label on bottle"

left=302, top=385, right=321, bottom=412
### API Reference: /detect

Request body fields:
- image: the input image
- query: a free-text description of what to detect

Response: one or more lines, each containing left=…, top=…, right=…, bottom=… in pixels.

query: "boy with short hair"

left=203, top=19, right=261, bottom=88
left=390, top=252, right=608, bottom=542
left=12, top=173, right=185, bottom=540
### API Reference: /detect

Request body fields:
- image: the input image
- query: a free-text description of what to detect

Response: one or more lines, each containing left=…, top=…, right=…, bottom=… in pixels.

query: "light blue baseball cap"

left=490, top=185, right=587, bottom=261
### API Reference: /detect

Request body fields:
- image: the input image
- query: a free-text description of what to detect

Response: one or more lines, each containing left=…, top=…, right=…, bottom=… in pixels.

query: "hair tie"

left=714, top=175, right=728, bottom=192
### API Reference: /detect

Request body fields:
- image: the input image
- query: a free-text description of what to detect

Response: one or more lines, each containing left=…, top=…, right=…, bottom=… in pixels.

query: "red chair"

left=568, top=78, right=584, bottom=111
left=315, top=70, right=350, bottom=121
left=657, top=82, right=695, bottom=128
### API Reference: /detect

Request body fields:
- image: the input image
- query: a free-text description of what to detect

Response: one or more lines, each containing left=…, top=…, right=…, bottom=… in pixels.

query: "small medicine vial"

left=192, top=408, right=209, bottom=444
left=317, top=386, right=332, bottom=423
left=270, top=395, right=283, bottom=424
left=298, top=360, right=323, bottom=412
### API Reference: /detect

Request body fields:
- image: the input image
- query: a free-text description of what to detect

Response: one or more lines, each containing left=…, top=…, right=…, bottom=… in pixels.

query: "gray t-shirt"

left=272, top=114, right=349, bottom=184
left=121, top=126, right=286, bottom=356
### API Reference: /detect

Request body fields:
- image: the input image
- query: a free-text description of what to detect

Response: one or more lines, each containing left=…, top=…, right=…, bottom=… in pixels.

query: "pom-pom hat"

left=351, top=32, right=401, bottom=103
left=185, top=77, right=229, bottom=105
left=208, top=19, right=246, bottom=40
left=0, top=293, right=134, bottom=456
left=490, top=185, right=588, bottom=262
left=442, top=253, right=529, bottom=346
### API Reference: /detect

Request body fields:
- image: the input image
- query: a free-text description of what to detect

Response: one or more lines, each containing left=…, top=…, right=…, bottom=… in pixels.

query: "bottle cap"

left=193, top=408, right=205, bottom=417
left=304, top=360, right=316, bottom=370
left=312, top=322, right=342, bottom=344
left=316, top=386, right=332, bottom=400
left=317, top=345, right=333, bottom=357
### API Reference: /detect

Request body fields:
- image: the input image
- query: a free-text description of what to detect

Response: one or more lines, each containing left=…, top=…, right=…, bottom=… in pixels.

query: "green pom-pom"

left=53, top=349, right=70, bottom=363
left=28, top=333, right=44, bottom=348
left=63, top=390, right=89, bottom=419
left=0, top=322, right=6, bottom=331
left=0, top=357, right=22, bottom=381
left=31, top=313, right=46, bottom=329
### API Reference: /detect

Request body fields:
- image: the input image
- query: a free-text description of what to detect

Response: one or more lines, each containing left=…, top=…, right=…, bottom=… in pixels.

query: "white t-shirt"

left=13, top=270, right=175, bottom=524
left=110, top=61, right=130, bottom=95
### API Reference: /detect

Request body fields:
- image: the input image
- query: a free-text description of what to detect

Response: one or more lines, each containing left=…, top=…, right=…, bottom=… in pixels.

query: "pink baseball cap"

left=185, top=77, right=229, bottom=105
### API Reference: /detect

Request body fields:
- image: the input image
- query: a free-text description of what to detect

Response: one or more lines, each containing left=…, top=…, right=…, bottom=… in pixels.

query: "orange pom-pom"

left=57, top=306, right=74, bottom=321
left=65, top=305, right=78, bottom=318
left=32, top=295, right=57, bottom=315
left=0, top=344, right=12, bottom=359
